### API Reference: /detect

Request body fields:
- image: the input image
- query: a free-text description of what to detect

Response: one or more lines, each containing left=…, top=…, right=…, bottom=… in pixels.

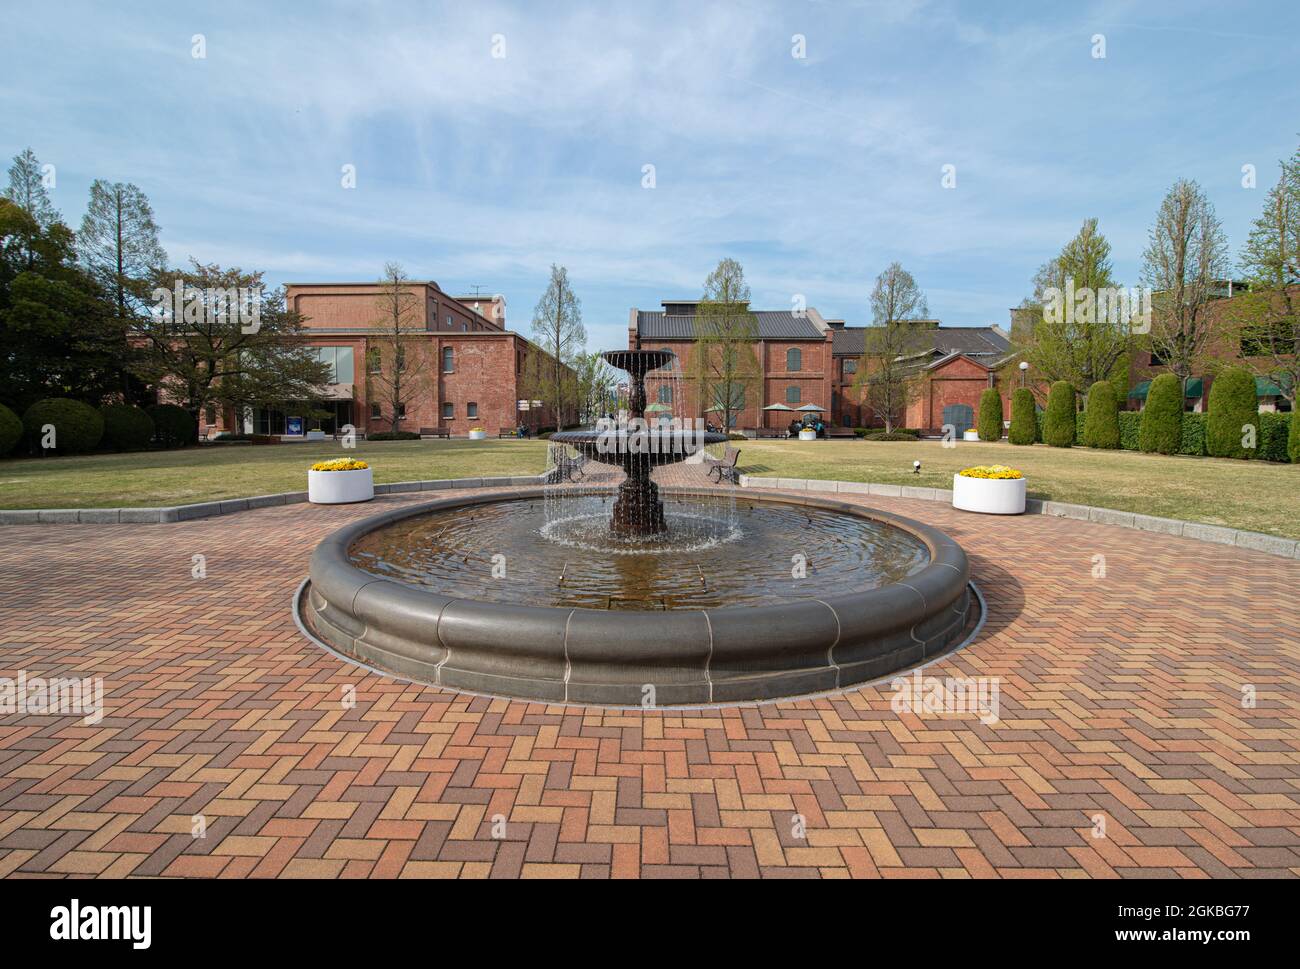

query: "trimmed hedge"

left=1139, top=373, right=1182, bottom=454
left=1082, top=381, right=1120, bottom=449
left=977, top=388, right=1003, bottom=442
left=21, top=398, right=104, bottom=454
left=366, top=431, right=420, bottom=441
left=1207, top=367, right=1259, bottom=459
left=1118, top=411, right=1141, bottom=450
left=100, top=404, right=155, bottom=452
left=1290, top=407, right=1300, bottom=463
left=1008, top=388, right=1037, bottom=445
left=1259, top=412, right=1291, bottom=463
left=1042, top=381, right=1076, bottom=447
left=0, top=403, right=21, bottom=457
left=862, top=430, right=920, bottom=441
left=147, top=404, right=198, bottom=449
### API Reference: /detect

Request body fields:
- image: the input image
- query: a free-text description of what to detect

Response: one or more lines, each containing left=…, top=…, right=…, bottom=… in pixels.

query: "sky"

left=2, top=0, right=1297, bottom=351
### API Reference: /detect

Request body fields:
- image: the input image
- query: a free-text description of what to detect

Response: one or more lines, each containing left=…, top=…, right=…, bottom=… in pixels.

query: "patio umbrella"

left=796, top=403, right=825, bottom=412
left=644, top=402, right=673, bottom=413
left=762, top=403, right=794, bottom=411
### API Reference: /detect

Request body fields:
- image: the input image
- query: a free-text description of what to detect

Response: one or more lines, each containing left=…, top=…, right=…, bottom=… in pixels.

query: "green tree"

left=690, top=258, right=761, bottom=431
left=1081, top=380, right=1120, bottom=449
left=1020, top=219, right=1132, bottom=392
left=0, top=199, right=124, bottom=411
left=1042, top=381, right=1076, bottom=447
left=852, top=262, right=930, bottom=433
left=132, top=260, right=330, bottom=426
left=1008, top=388, right=1037, bottom=445
left=530, top=264, right=585, bottom=428
left=1141, top=179, right=1230, bottom=394
left=1139, top=373, right=1183, bottom=454
left=1206, top=366, right=1259, bottom=459
left=1224, top=143, right=1300, bottom=414
left=977, top=387, right=1003, bottom=441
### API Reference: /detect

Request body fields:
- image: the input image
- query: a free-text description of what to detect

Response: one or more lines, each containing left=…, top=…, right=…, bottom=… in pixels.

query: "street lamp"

left=1019, top=360, right=1029, bottom=387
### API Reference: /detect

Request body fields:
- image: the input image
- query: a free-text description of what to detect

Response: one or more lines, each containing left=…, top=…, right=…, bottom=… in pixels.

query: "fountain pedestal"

left=611, top=474, right=667, bottom=536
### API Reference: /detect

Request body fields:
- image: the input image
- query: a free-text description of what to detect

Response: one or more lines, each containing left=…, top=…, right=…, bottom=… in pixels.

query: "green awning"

left=1128, top=378, right=1204, bottom=400
left=1256, top=375, right=1293, bottom=397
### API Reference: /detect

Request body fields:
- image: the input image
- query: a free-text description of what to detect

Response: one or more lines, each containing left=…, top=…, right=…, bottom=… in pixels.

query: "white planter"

left=308, top=467, right=374, bottom=504
left=962, top=429, right=980, bottom=442
left=952, top=473, right=1026, bottom=515
left=306, top=430, right=327, bottom=441
left=468, top=429, right=486, bottom=441
left=798, top=428, right=817, bottom=441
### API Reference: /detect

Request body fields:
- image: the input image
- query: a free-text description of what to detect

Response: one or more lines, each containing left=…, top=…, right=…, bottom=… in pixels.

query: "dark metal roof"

left=637, top=310, right=824, bottom=340
left=832, top=325, right=1010, bottom=357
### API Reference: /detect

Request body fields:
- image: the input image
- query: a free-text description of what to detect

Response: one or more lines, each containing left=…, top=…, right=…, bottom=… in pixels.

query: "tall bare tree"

left=1141, top=179, right=1229, bottom=394
left=369, top=262, right=427, bottom=433
left=689, top=258, right=761, bottom=431
left=78, top=180, right=167, bottom=320
left=1225, top=144, right=1300, bottom=407
left=530, top=264, right=585, bottom=427
left=852, top=262, right=930, bottom=433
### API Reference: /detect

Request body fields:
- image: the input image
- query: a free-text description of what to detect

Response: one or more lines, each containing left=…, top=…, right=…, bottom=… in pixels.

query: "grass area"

left=736, top=439, right=1300, bottom=539
left=0, top=439, right=550, bottom=509
left=2, top=435, right=1297, bottom=539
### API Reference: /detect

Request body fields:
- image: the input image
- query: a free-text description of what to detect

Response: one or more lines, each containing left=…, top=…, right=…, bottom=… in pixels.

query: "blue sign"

left=287, top=417, right=304, bottom=436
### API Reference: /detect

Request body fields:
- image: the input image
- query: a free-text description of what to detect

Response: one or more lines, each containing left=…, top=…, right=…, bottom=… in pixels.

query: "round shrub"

left=1206, top=367, right=1259, bottom=460
left=147, top=404, right=198, bottom=449
left=100, top=403, right=155, bottom=452
left=1081, top=381, right=1120, bottom=449
left=0, top=403, right=21, bottom=457
left=21, top=398, right=104, bottom=454
left=1042, top=381, right=1076, bottom=447
left=977, top=388, right=1003, bottom=442
left=1289, top=409, right=1300, bottom=464
left=862, top=430, right=919, bottom=441
left=1139, top=373, right=1183, bottom=454
left=1008, top=388, right=1037, bottom=445
left=365, top=430, right=420, bottom=441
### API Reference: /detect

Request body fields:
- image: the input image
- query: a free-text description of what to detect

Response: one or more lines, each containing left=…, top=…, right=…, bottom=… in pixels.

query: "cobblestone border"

left=737, top=474, right=1300, bottom=561
left=0, top=474, right=549, bottom=525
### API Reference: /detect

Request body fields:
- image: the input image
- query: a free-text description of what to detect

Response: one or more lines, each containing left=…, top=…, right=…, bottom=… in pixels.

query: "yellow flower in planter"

left=311, top=459, right=369, bottom=472
left=958, top=464, right=1023, bottom=479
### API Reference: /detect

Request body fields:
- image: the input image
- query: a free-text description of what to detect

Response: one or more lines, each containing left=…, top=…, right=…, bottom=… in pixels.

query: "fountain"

left=298, top=347, right=980, bottom=706
left=549, top=349, right=727, bottom=538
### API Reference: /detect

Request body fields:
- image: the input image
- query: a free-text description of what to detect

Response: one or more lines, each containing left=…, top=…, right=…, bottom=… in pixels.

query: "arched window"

left=787, top=347, right=802, bottom=372
left=786, top=385, right=801, bottom=404
left=442, top=347, right=454, bottom=372
left=657, top=385, right=673, bottom=404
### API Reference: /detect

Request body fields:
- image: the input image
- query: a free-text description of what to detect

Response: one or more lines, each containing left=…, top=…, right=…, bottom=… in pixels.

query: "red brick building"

left=210, top=280, right=563, bottom=439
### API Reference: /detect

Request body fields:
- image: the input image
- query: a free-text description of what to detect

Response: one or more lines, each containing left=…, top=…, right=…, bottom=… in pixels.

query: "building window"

left=787, top=347, right=802, bottom=372
left=786, top=385, right=801, bottom=404
left=446, top=314, right=453, bottom=329
left=467, top=402, right=478, bottom=418
left=442, top=402, right=454, bottom=420
left=314, top=346, right=354, bottom=383
left=367, top=348, right=381, bottom=374
left=395, top=347, right=406, bottom=372
left=842, top=359, right=857, bottom=375
left=442, top=347, right=454, bottom=373
left=657, top=385, right=673, bottom=404
left=397, top=403, right=406, bottom=420
left=204, top=405, right=216, bottom=425
left=370, top=403, right=381, bottom=420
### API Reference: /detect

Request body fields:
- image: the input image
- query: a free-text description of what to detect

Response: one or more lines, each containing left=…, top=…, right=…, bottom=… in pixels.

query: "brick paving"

left=1, top=487, right=1298, bottom=879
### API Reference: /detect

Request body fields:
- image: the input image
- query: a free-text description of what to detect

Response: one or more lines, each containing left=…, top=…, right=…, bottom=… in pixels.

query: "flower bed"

left=952, top=465, right=1025, bottom=514
left=308, top=459, right=373, bottom=504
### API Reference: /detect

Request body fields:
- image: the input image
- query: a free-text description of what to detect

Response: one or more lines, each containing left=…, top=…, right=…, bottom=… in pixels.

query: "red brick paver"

left=1, top=489, right=1298, bottom=879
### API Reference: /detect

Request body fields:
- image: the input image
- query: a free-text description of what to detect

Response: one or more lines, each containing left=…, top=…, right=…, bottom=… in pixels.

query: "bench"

left=419, top=427, right=450, bottom=439
left=827, top=426, right=856, bottom=439
left=499, top=427, right=518, bottom=438
left=705, top=446, right=740, bottom=484
left=550, top=448, right=587, bottom=483
left=755, top=427, right=781, bottom=439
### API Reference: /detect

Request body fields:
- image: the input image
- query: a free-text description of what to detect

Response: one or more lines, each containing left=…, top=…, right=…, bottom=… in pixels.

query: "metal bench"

left=705, top=446, right=740, bottom=484
left=827, top=426, right=856, bottom=439
left=419, top=426, right=450, bottom=439
left=498, top=427, right=518, bottom=438
left=755, top=427, right=780, bottom=439
left=550, top=448, right=587, bottom=483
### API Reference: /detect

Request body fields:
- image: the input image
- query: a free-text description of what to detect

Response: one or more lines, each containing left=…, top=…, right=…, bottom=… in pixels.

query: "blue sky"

left=3, top=0, right=1297, bottom=350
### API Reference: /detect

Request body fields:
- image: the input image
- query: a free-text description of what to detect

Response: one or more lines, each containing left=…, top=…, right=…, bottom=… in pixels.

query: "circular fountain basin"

left=300, top=487, right=976, bottom=706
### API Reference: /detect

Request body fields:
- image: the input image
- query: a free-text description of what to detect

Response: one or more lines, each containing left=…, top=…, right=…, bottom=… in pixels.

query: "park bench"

left=550, top=449, right=587, bottom=483
left=419, top=426, right=450, bottom=439
left=827, top=426, right=856, bottom=439
left=705, top=446, right=741, bottom=484
left=498, top=427, right=518, bottom=438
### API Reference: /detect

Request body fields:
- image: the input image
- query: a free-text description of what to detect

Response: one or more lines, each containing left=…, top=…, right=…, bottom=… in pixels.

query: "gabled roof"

left=637, top=310, right=825, bottom=340
left=832, top=324, right=1010, bottom=358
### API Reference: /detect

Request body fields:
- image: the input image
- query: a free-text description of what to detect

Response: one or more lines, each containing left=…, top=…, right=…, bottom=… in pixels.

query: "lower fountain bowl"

left=299, top=487, right=978, bottom=706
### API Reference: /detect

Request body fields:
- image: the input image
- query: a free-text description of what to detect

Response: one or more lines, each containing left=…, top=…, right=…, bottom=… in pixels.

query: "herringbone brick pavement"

left=1, top=488, right=1297, bottom=878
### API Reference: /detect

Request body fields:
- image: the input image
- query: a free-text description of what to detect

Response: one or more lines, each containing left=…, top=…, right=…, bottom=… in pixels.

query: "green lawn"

left=0, top=439, right=550, bottom=509
left=2, top=435, right=1298, bottom=540
left=737, top=439, right=1300, bottom=539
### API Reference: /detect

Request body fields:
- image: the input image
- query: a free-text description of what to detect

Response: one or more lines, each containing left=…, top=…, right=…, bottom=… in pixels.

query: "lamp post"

left=1019, top=360, right=1029, bottom=388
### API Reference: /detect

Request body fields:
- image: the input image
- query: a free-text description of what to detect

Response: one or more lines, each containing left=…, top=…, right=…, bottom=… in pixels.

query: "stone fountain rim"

left=301, top=486, right=974, bottom=705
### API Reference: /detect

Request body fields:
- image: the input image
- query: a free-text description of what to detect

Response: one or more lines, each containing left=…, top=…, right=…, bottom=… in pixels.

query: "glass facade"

left=313, top=346, right=354, bottom=384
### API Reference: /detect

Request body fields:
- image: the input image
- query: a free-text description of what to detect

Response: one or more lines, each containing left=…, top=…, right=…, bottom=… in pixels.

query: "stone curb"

left=0, top=474, right=550, bottom=526
left=736, top=474, right=1300, bottom=562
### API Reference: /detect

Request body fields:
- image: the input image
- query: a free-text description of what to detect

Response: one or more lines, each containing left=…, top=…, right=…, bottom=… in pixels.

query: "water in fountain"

left=543, top=348, right=737, bottom=552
